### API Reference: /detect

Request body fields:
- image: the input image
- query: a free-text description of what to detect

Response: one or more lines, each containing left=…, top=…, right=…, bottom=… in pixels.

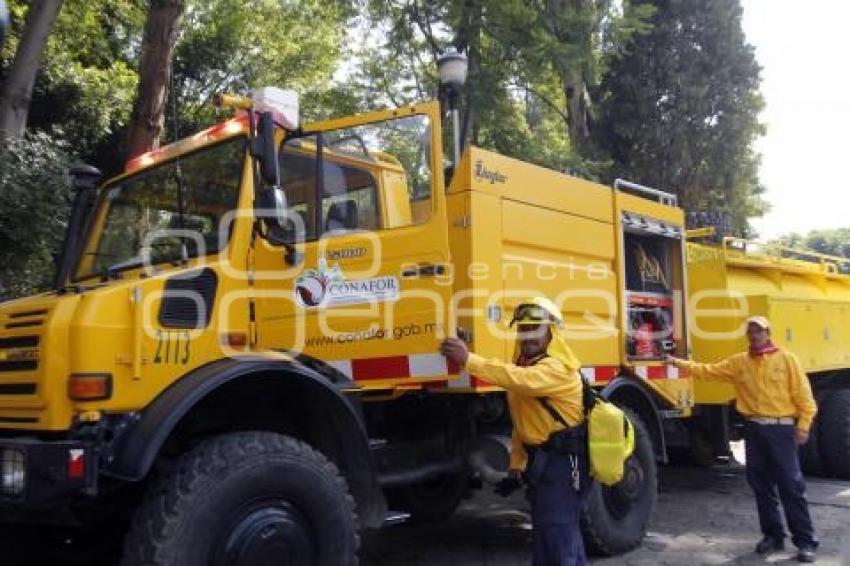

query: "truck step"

left=382, top=511, right=411, bottom=527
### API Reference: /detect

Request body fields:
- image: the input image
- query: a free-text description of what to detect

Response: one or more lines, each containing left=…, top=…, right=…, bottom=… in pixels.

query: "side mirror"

left=255, top=186, right=302, bottom=265
left=256, top=186, right=287, bottom=230
left=0, top=1, right=9, bottom=47
left=253, top=111, right=279, bottom=186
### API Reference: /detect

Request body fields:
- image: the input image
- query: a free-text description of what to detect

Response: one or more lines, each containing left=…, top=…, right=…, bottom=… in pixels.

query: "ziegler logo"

left=474, top=160, right=507, bottom=184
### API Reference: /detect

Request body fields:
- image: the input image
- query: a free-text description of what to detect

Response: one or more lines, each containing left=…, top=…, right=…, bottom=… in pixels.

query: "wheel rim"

left=602, top=455, right=645, bottom=520
left=216, top=501, right=316, bottom=566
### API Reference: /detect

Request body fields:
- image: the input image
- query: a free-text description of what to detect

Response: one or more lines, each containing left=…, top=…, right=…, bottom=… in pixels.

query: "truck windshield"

left=73, top=136, right=246, bottom=280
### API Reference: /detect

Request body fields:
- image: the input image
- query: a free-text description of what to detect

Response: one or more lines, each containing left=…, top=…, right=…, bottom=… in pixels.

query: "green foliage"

left=354, top=0, right=656, bottom=178
left=775, top=229, right=850, bottom=259
left=0, top=131, right=71, bottom=298
left=170, top=0, right=354, bottom=134
left=0, top=0, right=773, bottom=298
left=592, top=0, right=766, bottom=233
left=1, top=0, right=144, bottom=171
left=355, top=1, right=575, bottom=173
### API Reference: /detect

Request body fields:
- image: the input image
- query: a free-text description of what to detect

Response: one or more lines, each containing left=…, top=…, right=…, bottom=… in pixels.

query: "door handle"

left=401, top=264, right=447, bottom=278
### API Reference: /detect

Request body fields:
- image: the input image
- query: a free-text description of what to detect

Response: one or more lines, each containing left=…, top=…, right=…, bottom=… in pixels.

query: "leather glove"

left=494, top=473, right=523, bottom=497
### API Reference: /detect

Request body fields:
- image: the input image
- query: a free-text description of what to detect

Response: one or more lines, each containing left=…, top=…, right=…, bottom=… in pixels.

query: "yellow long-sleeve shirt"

left=465, top=353, right=584, bottom=470
left=673, top=349, right=817, bottom=432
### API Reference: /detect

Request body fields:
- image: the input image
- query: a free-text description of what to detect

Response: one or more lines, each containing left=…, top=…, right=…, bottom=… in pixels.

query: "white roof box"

left=252, top=87, right=299, bottom=129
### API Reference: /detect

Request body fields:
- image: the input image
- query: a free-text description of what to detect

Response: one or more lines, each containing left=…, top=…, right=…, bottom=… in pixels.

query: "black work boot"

left=755, top=536, right=784, bottom=554
left=796, top=546, right=816, bottom=562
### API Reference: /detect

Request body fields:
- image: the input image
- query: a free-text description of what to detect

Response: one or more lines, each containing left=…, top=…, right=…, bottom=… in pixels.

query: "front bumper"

left=0, top=438, right=96, bottom=509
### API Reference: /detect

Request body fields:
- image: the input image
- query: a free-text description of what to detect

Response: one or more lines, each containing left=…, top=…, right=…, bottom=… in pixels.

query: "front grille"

left=3, top=308, right=47, bottom=331
left=0, top=306, right=50, bottom=425
left=0, top=384, right=36, bottom=395
left=0, top=361, right=37, bottom=373
left=8, top=309, right=48, bottom=319
left=0, top=336, right=38, bottom=349
left=5, top=321, right=41, bottom=330
left=0, top=416, right=37, bottom=424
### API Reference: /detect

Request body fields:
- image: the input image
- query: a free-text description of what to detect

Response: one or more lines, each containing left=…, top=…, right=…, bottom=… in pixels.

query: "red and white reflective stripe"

left=325, top=356, right=679, bottom=383
left=580, top=366, right=619, bottom=384
left=634, top=365, right=679, bottom=380
left=583, top=365, right=679, bottom=382
left=327, top=353, right=461, bottom=381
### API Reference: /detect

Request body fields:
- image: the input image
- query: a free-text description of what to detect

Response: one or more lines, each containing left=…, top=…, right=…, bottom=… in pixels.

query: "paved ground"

left=4, top=459, right=849, bottom=565
left=362, top=462, right=850, bottom=565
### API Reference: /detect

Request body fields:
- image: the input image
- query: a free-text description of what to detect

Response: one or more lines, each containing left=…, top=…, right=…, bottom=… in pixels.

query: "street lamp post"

left=437, top=49, right=469, bottom=169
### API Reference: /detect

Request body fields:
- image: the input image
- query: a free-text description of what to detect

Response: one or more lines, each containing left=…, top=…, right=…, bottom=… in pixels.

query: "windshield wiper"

left=104, top=250, right=183, bottom=280
left=103, top=261, right=133, bottom=280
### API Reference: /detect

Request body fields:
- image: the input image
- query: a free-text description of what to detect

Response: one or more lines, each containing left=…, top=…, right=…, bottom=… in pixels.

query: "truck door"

left=253, top=102, right=456, bottom=388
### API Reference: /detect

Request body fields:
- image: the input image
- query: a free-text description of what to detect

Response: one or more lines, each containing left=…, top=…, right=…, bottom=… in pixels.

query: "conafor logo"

left=474, top=160, right=507, bottom=184
left=295, top=258, right=343, bottom=307
left=295, top=258, right=399, bottom=308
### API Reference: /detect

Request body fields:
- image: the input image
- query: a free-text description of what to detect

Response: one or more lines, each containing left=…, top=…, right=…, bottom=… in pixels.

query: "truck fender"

left=599, top=376, right=667, bottom=462
left=101, top=357, right=383, bottom=526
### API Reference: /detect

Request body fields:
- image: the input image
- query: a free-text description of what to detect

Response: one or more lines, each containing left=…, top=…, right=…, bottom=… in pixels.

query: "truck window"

left=74, top=136, right=245, bottom=280
left=277, top=114, right=433, bottom=242
left=278, top=144, right=380, bottom=240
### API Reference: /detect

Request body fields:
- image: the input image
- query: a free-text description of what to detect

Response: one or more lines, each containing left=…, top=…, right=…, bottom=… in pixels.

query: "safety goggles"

left=509, top=304, right=559, bottom=327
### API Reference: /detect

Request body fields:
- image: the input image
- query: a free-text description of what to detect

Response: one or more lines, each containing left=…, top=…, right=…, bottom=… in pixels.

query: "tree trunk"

left=0, top=0, right=64, bottom=138
left=563, top=66, right=592, bottom=154
left=544, top=0, right=595, bottom=156
left=126, top=0, right=185, bottom=160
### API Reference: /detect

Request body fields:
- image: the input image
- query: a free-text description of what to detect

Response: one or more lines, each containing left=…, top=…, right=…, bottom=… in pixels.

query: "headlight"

left=1, top=447, right=25, bottom=496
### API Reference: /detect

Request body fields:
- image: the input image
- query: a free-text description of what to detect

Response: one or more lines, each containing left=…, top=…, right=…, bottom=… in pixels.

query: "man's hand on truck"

left=440, top=337, right=470, bottom=366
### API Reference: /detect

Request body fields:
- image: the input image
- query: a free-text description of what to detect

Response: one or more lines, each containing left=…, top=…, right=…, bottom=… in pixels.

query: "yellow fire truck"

left=0, top=88, right=846, bottom=564
left=685, top=237, right=850, bottom=476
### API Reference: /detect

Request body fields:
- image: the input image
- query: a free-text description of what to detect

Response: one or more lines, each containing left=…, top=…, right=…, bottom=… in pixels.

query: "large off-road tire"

left=121, top=432, right=359, bottom=566
left=387, top=471, right=468, bottom=523
left=581, top=410, right=657, bottom=556
left=819, top=389, right=850, bottom=479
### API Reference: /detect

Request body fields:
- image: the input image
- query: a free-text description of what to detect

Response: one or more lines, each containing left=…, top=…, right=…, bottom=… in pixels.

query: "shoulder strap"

left=535, top=358, right=602, bottom=425
left=538, top=369, right=604, bottom=426
left=537, top=397, right=569, bottom=427
left=582, top=377, right=601, bottom=414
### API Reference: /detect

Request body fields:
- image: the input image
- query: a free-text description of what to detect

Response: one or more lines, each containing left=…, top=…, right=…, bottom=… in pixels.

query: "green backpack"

left=539, top=381, right=636, bottom=486
left=583, top=384, right=636, bottom=485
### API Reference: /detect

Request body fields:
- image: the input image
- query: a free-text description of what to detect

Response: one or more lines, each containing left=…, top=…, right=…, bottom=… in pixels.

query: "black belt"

left=525, top=423, right=587, bottom=455
left=747, top=416, right=795, bottom=425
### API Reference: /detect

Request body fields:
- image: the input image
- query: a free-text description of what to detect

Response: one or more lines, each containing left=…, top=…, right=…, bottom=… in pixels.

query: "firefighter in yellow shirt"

left=440, top=297, right=588, bottom=566
left=666, top=316, right=818, bottom=563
